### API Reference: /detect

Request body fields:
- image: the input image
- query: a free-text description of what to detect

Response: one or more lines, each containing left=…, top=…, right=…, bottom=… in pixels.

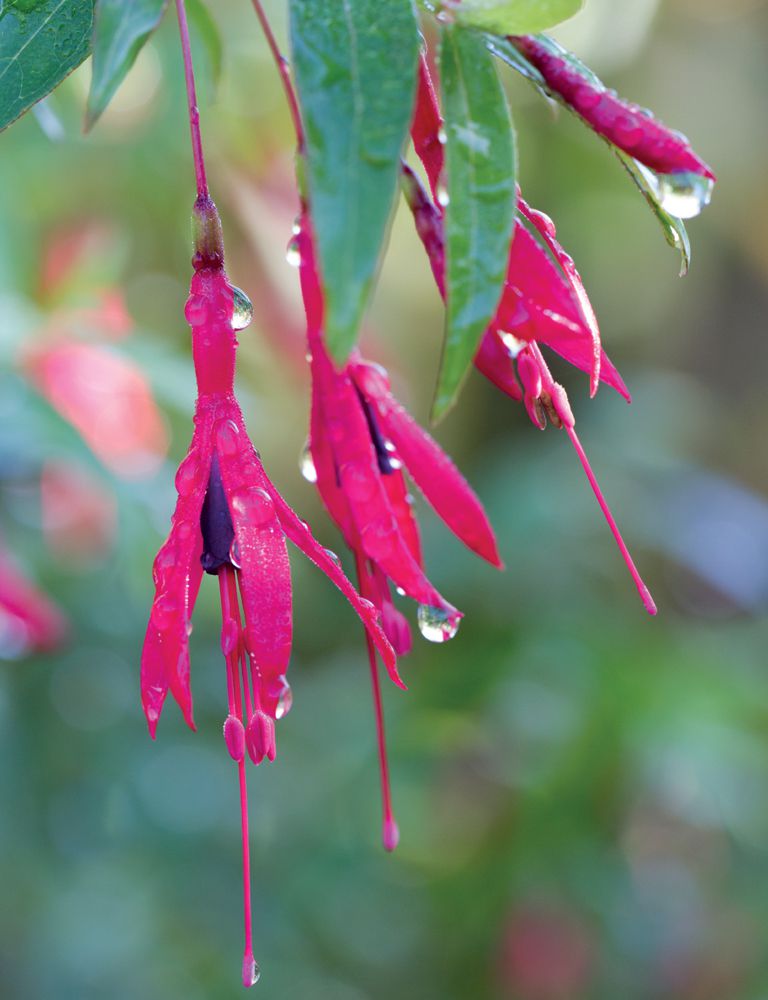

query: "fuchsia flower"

left=509, top=34, right=716, bottom=217
left=0, top=544, right=66, bottom=656
left=141, top=196, right=399, bottom=984
left=405, top=56, right=656, bottom=614
left=295, top=212, right=502, bottom=845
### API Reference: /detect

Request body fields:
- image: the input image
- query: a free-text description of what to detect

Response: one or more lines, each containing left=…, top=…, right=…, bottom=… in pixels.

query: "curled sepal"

left=141, top=413, right=214, bottom=735
left=266, top=486, right=406, bottom=692
left=518, top=196, right=601, bottom=396
left=351, top=360, right=503, bottom=569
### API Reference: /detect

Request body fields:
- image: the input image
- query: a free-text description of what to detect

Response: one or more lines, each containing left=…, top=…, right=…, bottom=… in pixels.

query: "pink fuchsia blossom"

left=0, top=543, right=66, bottom=656
left=24, top=337, right=168, bottom=479
left=295, top=211, right=501, bottom=847
left=141, top=196, right=399, bottom=985
left=405, top=59, right=656, bottom=615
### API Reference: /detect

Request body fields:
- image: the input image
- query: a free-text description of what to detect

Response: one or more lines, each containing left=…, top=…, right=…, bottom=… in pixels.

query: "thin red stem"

left=354, top=551, right=399, bottom=852
left=175, top=0, right=209, bottom=198
left=249, top=0, right=305, bottom=151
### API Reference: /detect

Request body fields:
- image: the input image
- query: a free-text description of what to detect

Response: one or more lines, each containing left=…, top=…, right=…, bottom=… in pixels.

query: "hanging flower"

left=0, top=542, right=66, bottom=657
left=405, top=57, right=656, bottom=614
left=294, top=211, right=501, bottom=847
left=141, top=195, right=399, bottom=986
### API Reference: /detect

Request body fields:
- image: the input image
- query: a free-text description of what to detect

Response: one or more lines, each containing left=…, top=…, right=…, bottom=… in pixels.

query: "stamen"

left=218, top=566, right=260, bottom=987
left=354, top=553, right=399, bottom=852
left=563, top=424, right=657, bottom=615
left=528, top=343, right=657, bottom=615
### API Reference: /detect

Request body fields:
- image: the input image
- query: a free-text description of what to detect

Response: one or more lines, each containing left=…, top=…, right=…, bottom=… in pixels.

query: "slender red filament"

left=563, top=425, right=657, bottom=615
left=249, top=0, right=305, bottom=151
left=174, top=0, right=209, bottom=198
left=354, top=552, right=399, bottom=852
left=219, top=566, right=258, bottom=986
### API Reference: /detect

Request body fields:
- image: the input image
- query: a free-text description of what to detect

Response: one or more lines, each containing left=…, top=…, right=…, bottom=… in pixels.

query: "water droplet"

left=388, top=456, right=403, bottom=471
left=174, top=453, right=199, bottom=496
left=221, top=619, right=240, bottom=656
left=436, top=183, right=450, bottom=208
left=228, top=541, right=242, bottom=569
left=230, top=286, right=253, bottom=331
left=185, top=620, right=194, bottom=637
left=437, top=126, right=447, bottom=145
left=299, top=442, right=317, bottom=483
left=291, top=218, right=302, bottom=236
left=395, top=586, right=406, bottom=597
left=285, top=237, right=301, bottom=267
left=645, top=168, right=714, bottom=219
left=275, top=679, right=293, bottom=719
left=216, top=419, right=240, bottom=456
left=499, top=332, right=527, bottom=358
left=151, top=596, right=178, bottom=631
left=242, top=953, right=260, bottom=987
left=184, top=294, right=209, bottom=326
left=573, top=85, right=602, bottom=113
left=323, top=547, right=341, bottom=566
left=417, top=604, right=460, bottom=643
left=231, top=488, right=275, bottom=527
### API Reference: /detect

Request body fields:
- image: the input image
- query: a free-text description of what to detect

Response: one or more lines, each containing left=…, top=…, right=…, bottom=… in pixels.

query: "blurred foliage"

left=1, top=1, right=767, bottom=998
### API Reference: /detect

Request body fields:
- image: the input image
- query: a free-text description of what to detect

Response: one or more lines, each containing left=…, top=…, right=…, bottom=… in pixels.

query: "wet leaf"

left=615, top=150, right=691, bottom=277
left=0, top=0, right=94, bottom=132
left=290, top=0, right=420, bottom=363
left=456, top=0, right=584, bottom=35
left=86, top=0, right=167, bottom=131
left=435, top=25, right=516, bottom=421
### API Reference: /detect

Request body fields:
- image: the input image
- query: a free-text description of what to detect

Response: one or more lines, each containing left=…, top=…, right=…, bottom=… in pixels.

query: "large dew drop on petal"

left=230, top=286, right=254, bottom=331
left=416, top=604, right=461, bottom=643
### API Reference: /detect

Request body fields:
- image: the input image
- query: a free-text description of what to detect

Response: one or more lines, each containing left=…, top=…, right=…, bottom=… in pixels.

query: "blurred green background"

left=1, top=1, right=768, bottom=997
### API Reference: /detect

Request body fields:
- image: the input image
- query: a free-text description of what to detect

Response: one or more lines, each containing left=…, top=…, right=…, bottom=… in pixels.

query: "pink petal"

left=214, top=404, right=293, bottom=721
left=518, top=197, right=601, bottom=396
left=351, top=361, right=503, bottom=568
left=0, top=549, right=67, bottom=652
left=411, top=54, right=444, bottom=197
left=141, top=408, right=213, bottom=735
left=475, top=329, right=523, bottom=400
left=266, top=484, right=406, bottom=692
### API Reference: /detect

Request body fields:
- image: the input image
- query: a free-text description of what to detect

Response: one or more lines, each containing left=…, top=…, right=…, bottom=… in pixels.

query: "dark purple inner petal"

left=355, top=388, right=395, bottom=476
left=200, top=454, right=235, bottom=574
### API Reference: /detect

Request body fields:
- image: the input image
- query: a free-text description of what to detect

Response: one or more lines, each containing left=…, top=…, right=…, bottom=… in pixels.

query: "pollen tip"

left=382, top=816, right=400, bottom=853
left=640, top=585, right=658, bottom=616
left=192, top=195, right=225, bottom=269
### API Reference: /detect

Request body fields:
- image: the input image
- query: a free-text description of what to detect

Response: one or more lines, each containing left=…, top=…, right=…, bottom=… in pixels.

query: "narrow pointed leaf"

left=85, top=0, right=167, bottom=130
left=435, top=25, right=516, bottom=420
left=456, top=0, right=584, bottom=34
left=615, top=150, right=691, bottom=276
left=290, top=0, right=420, bottom=363
left=0, top=0, right=94, bottom=133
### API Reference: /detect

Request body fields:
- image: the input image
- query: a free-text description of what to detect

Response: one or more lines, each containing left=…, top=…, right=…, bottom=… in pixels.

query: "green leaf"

left=85, top=0, right=167, bottom=131
left=435, top=25, right=517, bottom=421
left=0, top=0, right=94, bottom=133
left=455, top=0, right=584, bottom=35
left=186, top=0, right=222, bottom=100
left=290, top=0, right=420, bottom=363
left=615, top=150, right=691, bottom=277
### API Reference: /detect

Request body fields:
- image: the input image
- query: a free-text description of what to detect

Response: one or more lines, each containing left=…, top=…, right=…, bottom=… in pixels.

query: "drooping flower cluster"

left=403, top=54, right=666, bottom=614
left=295, top=212, right=502, bottom=846
left=140, top=194, right=399, bottom=985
